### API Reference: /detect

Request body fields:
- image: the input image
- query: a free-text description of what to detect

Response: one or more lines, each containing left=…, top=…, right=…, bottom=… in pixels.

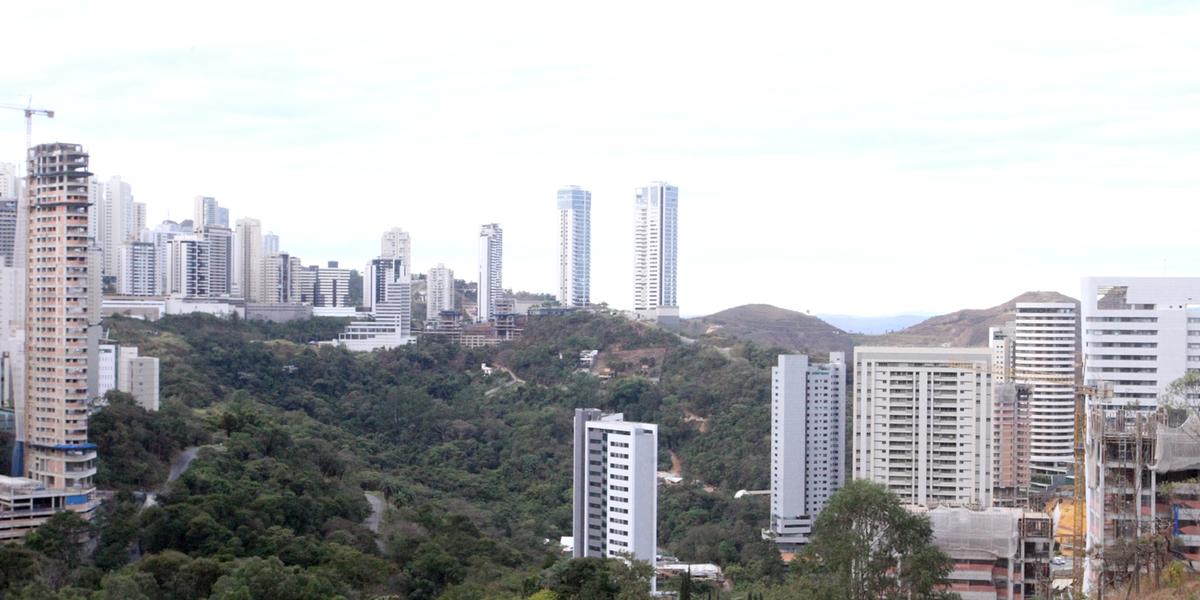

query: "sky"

left=2, top=1, right=1198, bottom=317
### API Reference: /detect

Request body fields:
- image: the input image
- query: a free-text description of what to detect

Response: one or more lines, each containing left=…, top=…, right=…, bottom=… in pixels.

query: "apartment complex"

left=381, top=227, right=411, bottom=266
left=768, top=353, right=846, bottom=549
left=233, top=217, right=263, bottom=302
left=427, top=263, right=455, bottom=316
left=853, top=347, right=994, bottom=508
left=366, top=258, right=406, bottom=314
left=0, top=199, right=16, bottom=267
left=477, top=224, right=503, bottom=323
left=117, top=241, right=157, bottom=296
left=16, top=143, right=99, bottom=526
left=557, top=185, right=591, bottom=308
left=632, top=182, right=678, bottom=322
left=1081, top=277, right=1200, bottom=410
left=572, top=409, right=657, bottom=574
left=94, top=344, right=160, bottom=412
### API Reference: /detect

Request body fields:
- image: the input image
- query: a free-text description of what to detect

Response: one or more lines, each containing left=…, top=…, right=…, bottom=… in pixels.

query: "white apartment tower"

left=427, top=263, right=455, bottom=316
left=1081, top=277, right=1200, bottom=410
left=853, top=347, right=994, bottom=508
left=99, top=176, right=134, bottom=279
left=633, top=182, right=678, bottom=321
left=381, top=227, right=411, bottom=266
left=234, top=218, right=264, bottom=301
left=477, top=224, right=503, bottom=323
left=1004, top=303, right=1078, bottom=479
left=166, top=235, right=210, bottom=297
left=117, top=241, right=157, bottom=296
left=558, top=186, right=591, bottom=307
left=20, top=143, right=98, bottom=513
left=572, top=409, right=658, bottom=572
left=366, top=258, right=405, bottom=314
left=770, top=353, right=846, bottom=549
left=0, top=162, right=17, bottom=197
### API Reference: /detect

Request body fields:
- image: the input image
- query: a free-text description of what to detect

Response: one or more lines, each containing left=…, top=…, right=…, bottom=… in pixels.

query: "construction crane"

left=0, top=100, right=55, bottom=154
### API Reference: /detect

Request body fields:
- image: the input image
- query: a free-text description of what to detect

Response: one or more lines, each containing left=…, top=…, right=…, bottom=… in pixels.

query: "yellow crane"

left=0, top=99, right=55, bottom=153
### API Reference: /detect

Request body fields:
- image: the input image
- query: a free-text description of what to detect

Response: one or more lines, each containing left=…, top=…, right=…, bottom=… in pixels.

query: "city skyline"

left=3, top=3, right=1199, bottom=317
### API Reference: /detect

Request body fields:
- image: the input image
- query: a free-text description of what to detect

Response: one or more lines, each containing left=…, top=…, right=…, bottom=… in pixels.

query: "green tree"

left=790, top=480, right=956, bottom=600
left=24, top=511, right=93, bottom=568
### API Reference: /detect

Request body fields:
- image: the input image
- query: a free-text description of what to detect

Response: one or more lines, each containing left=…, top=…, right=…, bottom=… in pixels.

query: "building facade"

left=117, top=241, right=157, bottom=296
left=558, top=185, right=591, bottom=307
left=477, top=224, right=503, bottom=323
left=1081, top=277, right=1200, bottom=410
left=202, top=226, right=233, bottom=296
left=366, top=258, right=406, bottom=314
left=572, top=409, right=657, bottom=573
left=165, top=235, right=210, bottom=297
left=769, top=353, right=846, bottom=549
left=98, top=176, right=133, bottom=279
left=853, top=346, right=994, bottom=508
left=633, top=182, right=678, bottom=322
left=19, top=142, right=99, bottom=519
left=233, top=218, right=263, bottom=302
left=427, top=263, right=455, bottom=316
left=0, top=199, right=15, bottom=267
left=381, top=227, right=411, bottom=265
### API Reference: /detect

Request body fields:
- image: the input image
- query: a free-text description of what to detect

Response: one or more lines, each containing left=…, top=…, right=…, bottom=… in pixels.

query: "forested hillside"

left=0, top=312, right=787, bottom=599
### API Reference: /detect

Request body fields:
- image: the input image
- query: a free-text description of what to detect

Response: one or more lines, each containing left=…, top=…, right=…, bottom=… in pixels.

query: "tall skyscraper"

left=633, top=182, right=678, bottom=322
left=99, top=176, right=134, bottom=279
left=260, top=253, right=299, bottom=303
left=366, top=258, right=406, bottom=314
left=132, top=202, right=147, bottom=236
left=572, top=409, right=657, bottom=575
left=0, top=162, right=17, bottom=198
left=427, top=263, right=455, bottom=316
left=234, top=218, right=264, bottom=301
left=0, top=200, right=15, bottom=267
left=853, top=347, right=994, bottom=508
left=202, top=226, right=233, bottom=296
left=381, top=227, right=411, bottom=266
left=117, top=241, right=158, bottom=296
left=192, top=196, right=219, bottom=232
left=1081, top=277, right=1200, bottom=410
left=769, top=353, right=846, bottom=550
left=166, top=235, right=210, bottom=297
left=991, top=302, right=1078, bottom=483
left=19, top=143, right=98, bottom=518
left=477, top=224, right=503, bottom=323
left=263, top=232, right=279, bottom=257
left=558, top=186, right=591, bottom=307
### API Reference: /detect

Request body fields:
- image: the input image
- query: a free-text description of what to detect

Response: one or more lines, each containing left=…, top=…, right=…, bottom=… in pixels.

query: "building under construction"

left=914, top=505, right=1053, bottom=599
left=1084, top=407, right=1200, bottom=596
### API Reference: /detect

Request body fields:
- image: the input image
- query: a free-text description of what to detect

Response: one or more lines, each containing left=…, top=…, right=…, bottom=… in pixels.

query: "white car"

left=1052, top=556, right=1067, bottom=565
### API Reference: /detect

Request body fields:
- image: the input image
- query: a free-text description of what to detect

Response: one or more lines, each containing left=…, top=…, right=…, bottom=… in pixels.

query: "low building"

left=0, top=475, right=99, bottom=541
left=244, top=303, right=314, bottom=323
left=916, top=505, right=1053, bottom=600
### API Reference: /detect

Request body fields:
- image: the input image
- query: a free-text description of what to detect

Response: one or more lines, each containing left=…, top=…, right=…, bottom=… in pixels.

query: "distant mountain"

left=860, top=291, right=1079, bottom=347
left=817, top=314, right=932, bottom=335
left=681, top=304, right=854, bottom=358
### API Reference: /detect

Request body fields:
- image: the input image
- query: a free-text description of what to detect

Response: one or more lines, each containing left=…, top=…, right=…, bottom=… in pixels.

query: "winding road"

left=143, top=445, right=204, bottom=509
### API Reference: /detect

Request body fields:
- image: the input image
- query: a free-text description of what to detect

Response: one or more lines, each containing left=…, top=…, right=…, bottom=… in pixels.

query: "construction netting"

left=923, top=506, right=1020, bottom=560
left=1152, top=413, right=1200, bottom=474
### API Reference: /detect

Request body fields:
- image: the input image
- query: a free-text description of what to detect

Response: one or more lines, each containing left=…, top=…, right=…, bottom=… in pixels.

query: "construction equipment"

left=0, top=100, right=55, bottom=153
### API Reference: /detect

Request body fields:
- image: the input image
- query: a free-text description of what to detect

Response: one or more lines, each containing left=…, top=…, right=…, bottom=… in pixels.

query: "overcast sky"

left=3, top=1, right=1198, bottom=316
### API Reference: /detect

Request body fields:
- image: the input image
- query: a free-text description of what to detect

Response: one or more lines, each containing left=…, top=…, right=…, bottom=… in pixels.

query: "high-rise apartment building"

left=18, top=142, right=98, bottom=517
left=234, top=218, right=264, bottom=301
left=117, top=241, right=157, bottom=296
left=477, top=224, right=503, bottom=323
left=316, top=262, right=352, bottom=308
left=381, top=227, right=411, bottom=266
left=260, top=253, right=299, bottom=304
left=202, top=226, right=233, bottom=296
left=427, top=263, right=455, bottom=316
left=1081, top=277, right=1200, bottom=410
left=992, top=382, right=1032, bottom=507
left=769, top=353, right=846, bottom=550
left=572, top=409, right=657, bottom=573
left=0, top=199, right=15, bottom=267
left=853, top=347, right=994, bottom=508
left=633, top=182, right=678, bottom=322
left=558, top=186, right=591, bottom=307
left=991, top=303, right=1078, bottom=481
left=263, top=232, right=279, bottom=257
left=132, top=202, right=146, bottom=236
left=0, top=162, right=17, bottom=198
left=99, top=176, right=134, bottom=279
left=192, top=196, right=219, bottom=232
left=366, top=258, right=405, bottom=314
left=165, top=235, right=210, bottom=297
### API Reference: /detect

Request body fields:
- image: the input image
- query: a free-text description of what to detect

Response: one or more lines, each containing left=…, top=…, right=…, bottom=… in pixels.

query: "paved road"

left=143, top=446, right=204, bottom=509
left=363, top=492, right=386, bottom=552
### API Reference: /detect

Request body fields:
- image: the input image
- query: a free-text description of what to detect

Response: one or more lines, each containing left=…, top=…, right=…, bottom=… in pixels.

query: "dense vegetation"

left=0, top=311, right=951, bottom=599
